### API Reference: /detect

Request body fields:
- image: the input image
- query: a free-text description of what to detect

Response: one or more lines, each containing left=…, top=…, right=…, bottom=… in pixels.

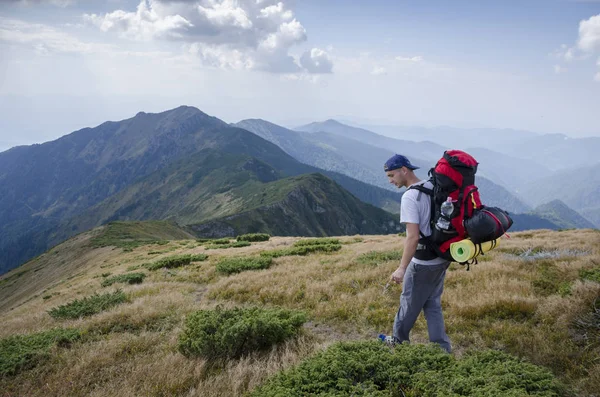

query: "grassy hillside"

left=1, top=228, right=599, bottom=396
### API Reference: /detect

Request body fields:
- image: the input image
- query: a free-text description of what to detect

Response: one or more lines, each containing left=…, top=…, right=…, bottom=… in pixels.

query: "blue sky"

left=1, top=0, right=599, bottom=151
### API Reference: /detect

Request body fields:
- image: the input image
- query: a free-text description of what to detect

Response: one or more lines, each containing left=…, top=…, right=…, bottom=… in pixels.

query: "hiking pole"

left=382, top=281, right=391, bottom=295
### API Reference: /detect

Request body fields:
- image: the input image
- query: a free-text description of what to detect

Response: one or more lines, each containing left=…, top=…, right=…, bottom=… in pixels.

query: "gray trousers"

left=393, top=261, right=452, bottom=353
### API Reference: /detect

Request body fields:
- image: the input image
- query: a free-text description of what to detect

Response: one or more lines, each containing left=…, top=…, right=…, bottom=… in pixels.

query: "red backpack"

left=409, top=150, right=482, bottom=262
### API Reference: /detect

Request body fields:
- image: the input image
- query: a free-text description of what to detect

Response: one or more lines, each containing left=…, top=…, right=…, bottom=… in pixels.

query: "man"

left=384, top=154, right=452, bottom=353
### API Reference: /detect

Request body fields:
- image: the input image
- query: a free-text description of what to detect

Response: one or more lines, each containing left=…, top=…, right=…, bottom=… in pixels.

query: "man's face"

left=386, top=168, right=405, bottom=188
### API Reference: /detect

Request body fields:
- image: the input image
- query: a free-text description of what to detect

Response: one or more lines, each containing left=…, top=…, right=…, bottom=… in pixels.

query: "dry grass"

left=1, top=229, right=600, bottom=396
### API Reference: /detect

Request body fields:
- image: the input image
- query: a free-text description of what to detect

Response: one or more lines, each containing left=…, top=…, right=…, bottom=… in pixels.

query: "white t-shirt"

left=400, top=180, right=448, bottom=265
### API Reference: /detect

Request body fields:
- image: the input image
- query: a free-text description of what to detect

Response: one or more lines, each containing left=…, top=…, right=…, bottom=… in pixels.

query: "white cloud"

left=83, top=1, right=193, bottom=41
left=198, top=1, right=253, bottom=29
left=395, top=55, right=423, bottom=62
left=84, top=0, right=324, bottom=74
left=552, top=44, right=577, bottom=61
left=553, top=64, right=566, bottom=74
left=259, top=2, right=293, bottom=22
left=554, top=14, right=600, bottom=80
left=299, top=48, right=333, bottom=74
left=595, top=72, right=600, bottom=82
left=371, top=66, right=386, bottom=75
left=577, top=14, right=600, bottom=53
left=187, top=42, right=253, bottom=70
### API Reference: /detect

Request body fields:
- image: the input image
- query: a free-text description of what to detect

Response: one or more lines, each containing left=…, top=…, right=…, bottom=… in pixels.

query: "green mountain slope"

left=188, top=173, right=401, bottom=237
left=54, top=152, right=400, bottom=244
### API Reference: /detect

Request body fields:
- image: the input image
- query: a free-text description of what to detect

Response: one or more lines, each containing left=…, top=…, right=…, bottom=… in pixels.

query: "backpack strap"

left=407, top=183, right=433, bottom=203
left=406, top=183, right=441, bottom=261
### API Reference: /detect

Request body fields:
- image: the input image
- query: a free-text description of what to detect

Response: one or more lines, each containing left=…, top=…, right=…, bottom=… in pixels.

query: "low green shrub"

left=101, top=273, right=146, bottom=287
left=580, top=267, right=600, bottom=283
left=211, top=238, right=233, bottom=245
left=250, top=341, right=566, bottom=396
left=48, top=290, right=128, bottom=319
left=189, top=253, right=208, bottom=262
left=355, top=250, right=403, bottom=266
left=293, top=238, right=340, bottom=247
left=531, top=262, right=570, bottom=297
left=237, top=233, right=270, bottom=242
left=178, top=307, right=306, bottom=360
left=205, top=241, right=251, bottom=250
left=215, top=256, right=273, bottom=274
left=260, top=244, right=341, bottom=258
left=0, top=328, right=81, bottom=377
left=145, top=254, right=193, bottom=271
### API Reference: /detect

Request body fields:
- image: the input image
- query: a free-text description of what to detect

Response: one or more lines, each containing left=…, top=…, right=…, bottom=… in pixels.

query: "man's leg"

left=393, top=262, right=441, bottom=344
left=423, top=262, right=451, bottom=353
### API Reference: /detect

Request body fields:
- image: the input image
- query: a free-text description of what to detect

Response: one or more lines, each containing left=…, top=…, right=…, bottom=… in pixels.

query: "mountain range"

left=1, top=106, right=596, bottom=275
left=237, top=119, right=531, bottom=214
left=291, top=119, right=599, bottom=227
left=0, top=107, right=401, bottom=275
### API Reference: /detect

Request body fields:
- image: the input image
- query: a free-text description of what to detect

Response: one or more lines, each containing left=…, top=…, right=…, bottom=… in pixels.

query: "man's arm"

left=391, top=223, right=419, bottom=284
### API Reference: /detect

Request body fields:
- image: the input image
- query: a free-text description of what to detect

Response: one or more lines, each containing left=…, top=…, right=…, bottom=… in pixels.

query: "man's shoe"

left=378, top=334, right=396, bottom=347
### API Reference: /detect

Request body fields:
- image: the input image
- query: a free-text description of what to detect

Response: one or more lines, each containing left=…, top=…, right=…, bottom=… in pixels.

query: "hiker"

left=384, top=154, right=452, bottom=353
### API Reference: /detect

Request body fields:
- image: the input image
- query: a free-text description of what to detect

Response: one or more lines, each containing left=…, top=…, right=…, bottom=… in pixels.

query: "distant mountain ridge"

left=294, top=119, right=444, bottom=161
left=345, top=122, right=541, bottom=150
left=290, top=119, right=599, bottom=226
left=238, top=118, right=531, bottom=214
left=519, top=163, right=600, bottom=228
left=530, top=200, right=597, bottom=230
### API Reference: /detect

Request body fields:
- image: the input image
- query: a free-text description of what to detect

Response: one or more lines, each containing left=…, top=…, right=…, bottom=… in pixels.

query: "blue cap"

left=384, top=154, right=420, bottom=171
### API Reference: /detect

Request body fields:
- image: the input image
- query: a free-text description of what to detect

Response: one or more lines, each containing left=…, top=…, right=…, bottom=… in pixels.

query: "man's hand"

left=391, top=267, right=405, bottom=284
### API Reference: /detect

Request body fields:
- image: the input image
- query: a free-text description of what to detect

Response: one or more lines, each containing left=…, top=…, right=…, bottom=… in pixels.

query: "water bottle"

left=436, top=197, right=455, bottom=230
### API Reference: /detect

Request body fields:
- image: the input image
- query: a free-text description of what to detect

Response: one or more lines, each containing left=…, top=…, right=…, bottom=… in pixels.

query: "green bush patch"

left=580, top=267, right=600, bottom=283
left=48, top=290, right=128, bottom=319
left=355, top=250, right=403, bottom=266
left=178, top=307, right=306, bottom=360
left=205, top=241, right=251, bottom=250
left=190, top=254, right=208, bottom=262
left=210, top=238, right=233, bottom=245
left=101, top=273, right=146, bottom=287
left=293, top=238, right=340, bottom=247
left=532, top=262, right=573, bottom=297
left=251, top=341, right=566, bottom=396
left=215, top=256, right=273, bottom=275
left=145, top=254, right=194, bottom=271
left=0, top=328, right=81, bottom=377
left=237, top=233, right=270, bottom=242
